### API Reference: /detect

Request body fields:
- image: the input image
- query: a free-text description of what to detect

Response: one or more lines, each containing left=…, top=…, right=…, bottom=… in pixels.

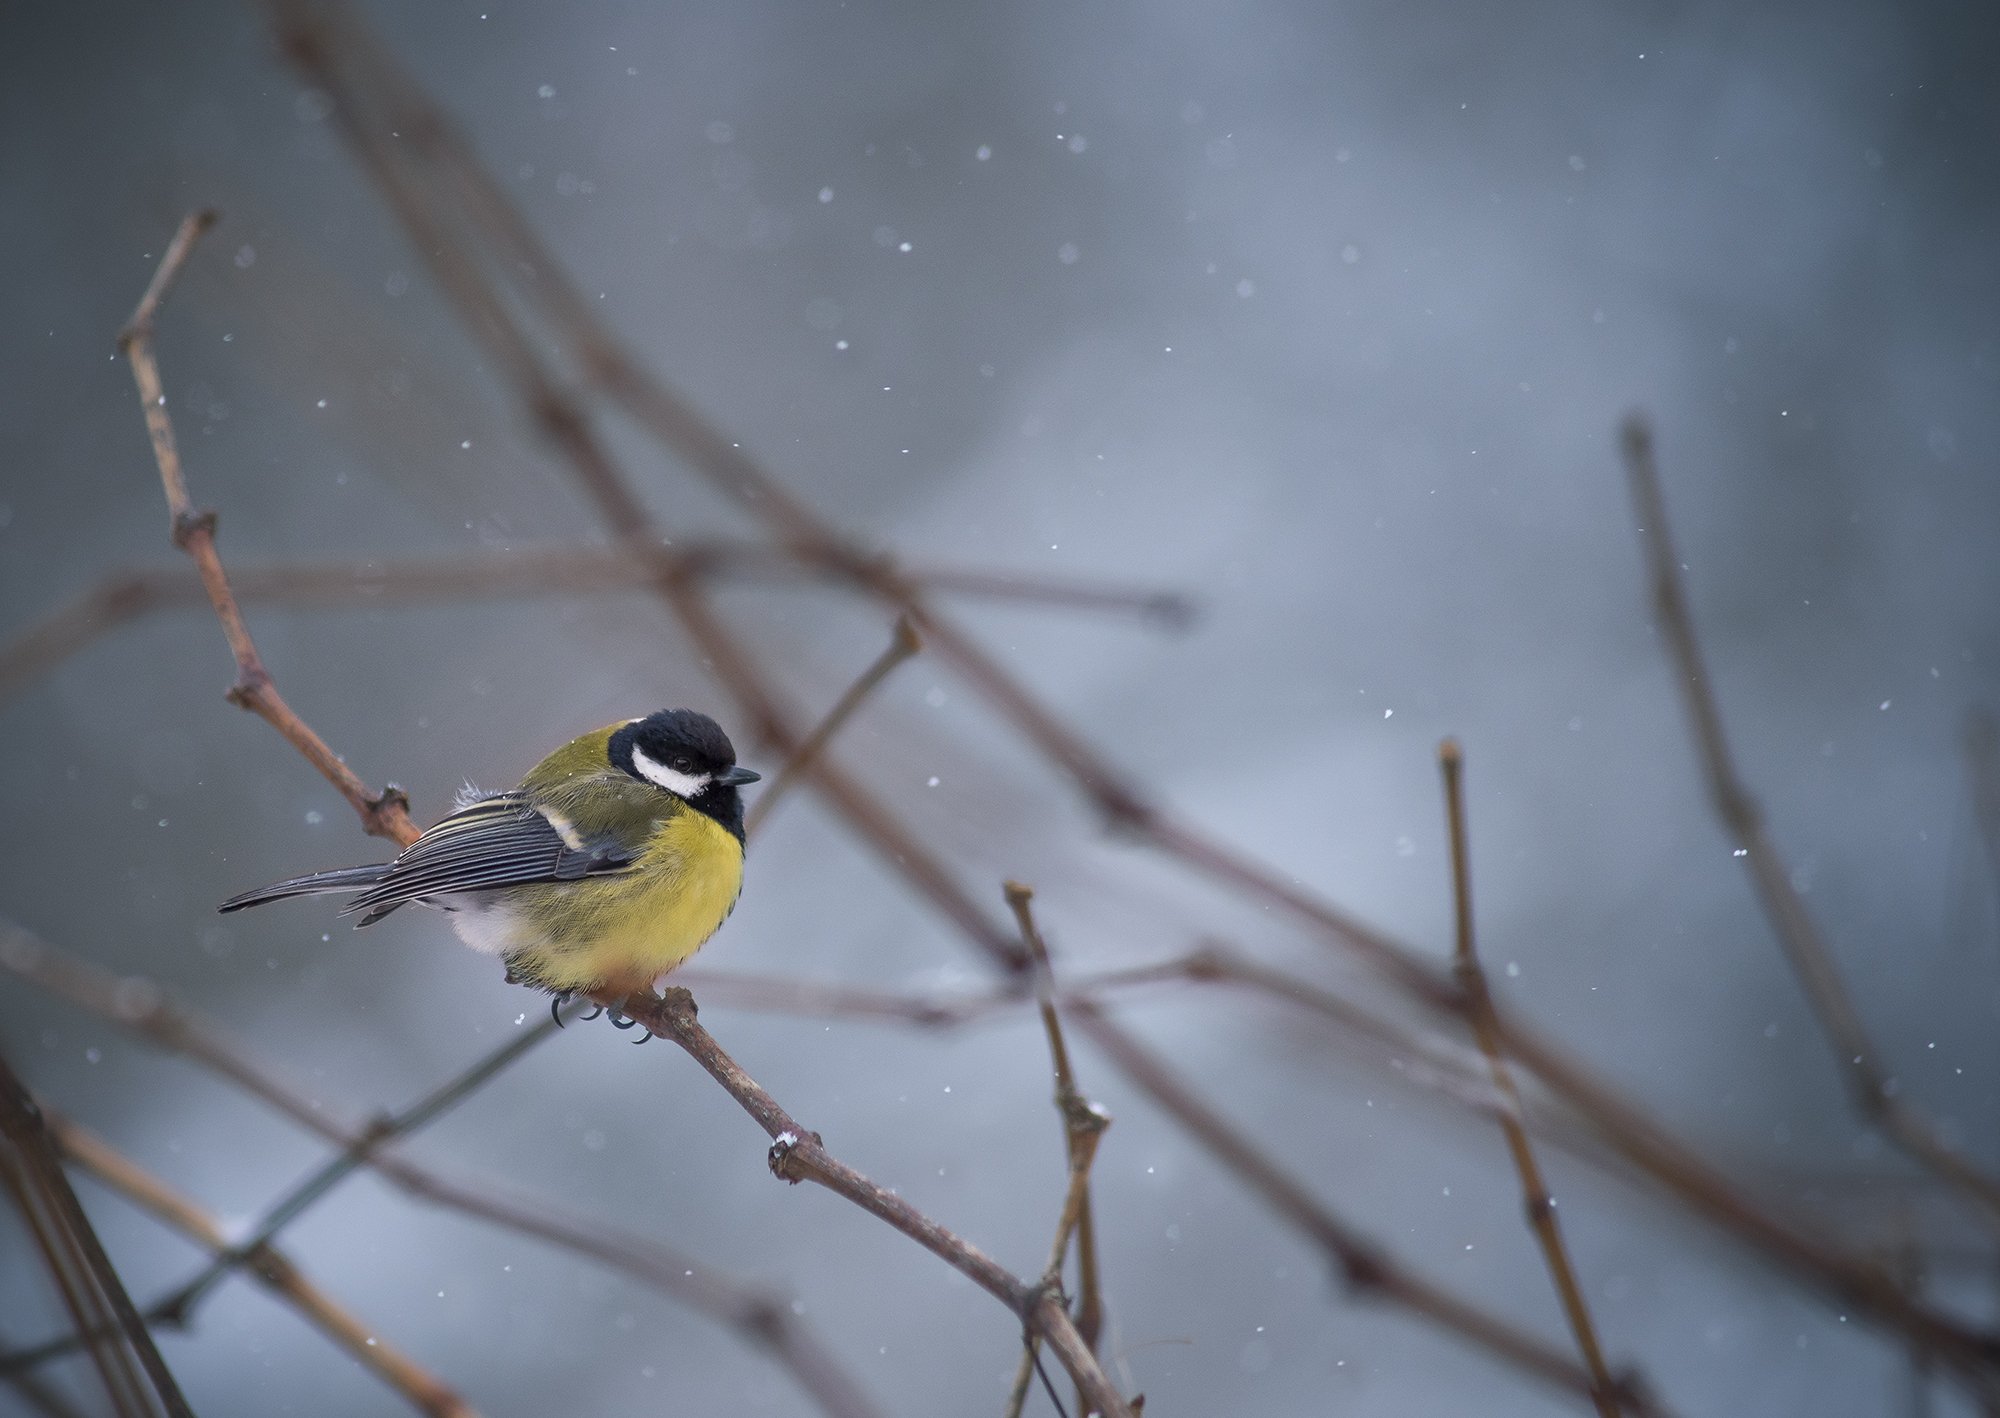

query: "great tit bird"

left=219, top=709, right=760, bottom=1005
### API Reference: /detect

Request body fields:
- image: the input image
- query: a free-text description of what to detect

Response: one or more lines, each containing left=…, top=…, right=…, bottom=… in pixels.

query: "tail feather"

left=218, top=864, right=391, bottom=914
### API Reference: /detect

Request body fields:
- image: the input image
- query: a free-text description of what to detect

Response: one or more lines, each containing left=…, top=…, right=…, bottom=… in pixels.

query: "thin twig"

left=148, top=1009, right=574, bottom=1325
left=607, top=985, right=1136, bottom=1418
left=255, top=31, right=1708, bottom=1409
left=1964, top=709, right=2000, bottom=934
left=1889, top=1209, right=1936, bottom=1418
left=678, top=946, right=2000, bottom=1389
left=51, top=1113, right=477, bottom=1418
left=0, top=1325, right=90, bottom=1418
left=221, top=8, right=2000, bottom=1397
left=265, top=0, right=1032, bottom=975
left=118, top=209, right=416, bottom=847
left=0, top=926, right=884, bottom=1418
left=746, top=615, right=922, bottom=837
left=251, top=50, right=1693, bottom=1408
left=1440, top=739, right=1624, bottom=1416
left=0, top=1051, right=192, bottom=1418
left=1620, top=415, right=2000, bottom=1233
left=0, top=548, right=1186, bottom=706
left=1001, top=883, right=1112, bottom=1418
left=1059, top=1000, right=1668, bottom=1415
left=109, top=217, right=878, bottom=1412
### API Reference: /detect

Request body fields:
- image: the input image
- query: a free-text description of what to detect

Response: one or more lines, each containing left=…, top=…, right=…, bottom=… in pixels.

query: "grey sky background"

left=3, top=1, right=1997, bottom=1414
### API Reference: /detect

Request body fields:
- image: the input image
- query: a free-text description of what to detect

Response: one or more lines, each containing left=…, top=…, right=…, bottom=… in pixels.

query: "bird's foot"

left=607, top=1009, right=651, bottom=1043
left=548, top=993, right=606, bottom=1028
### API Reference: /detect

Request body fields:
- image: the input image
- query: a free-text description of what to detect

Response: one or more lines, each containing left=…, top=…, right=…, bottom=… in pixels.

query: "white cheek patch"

left=630, top=744, right=711, bottom=798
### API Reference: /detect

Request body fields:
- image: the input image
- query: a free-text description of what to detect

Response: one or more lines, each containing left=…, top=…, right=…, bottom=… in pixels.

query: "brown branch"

left=1008, top=886, right=1110, bottom=1350
left=609, top=985, right=1136, bottom=1418
left=1002, top=883, right=1112, bottom=1418
left=689, top=938, right=2000, bottom=1390
left=109, top=216, right=895, bottom=1417
left=747, top=615, right=921, bottom=837
left=0, top=548, right=1187, bottom=707
left=148, top=1010, right=572, bottom=1326
left=1479, top=1009, right=2000, bottom=1385
left=262, top=13, right=1029, bottom=972
left=1889, top=1210, right=1937, bottom=1418
left=678, top=953, right=1617, bottom=1178
left=1059, top=999, right=1669, bottom=1417
left=50, top=1113, right=477, bottom=1418
left=1965, top=709, right=2000, bottom=932
left=227, top=7, right=2000, bottom=1399
left=0, top=1050, right=192, bottom=1418
left=118, top=210, right=415, bottom=848
left=1440, top=740, right=1625, bottom=1416
left=0, top=1326, right=90, bottom=1418
left=1620, top=416, right=2000, bottom=1232
left=0, top=928, right=884, bottom=1418
left=257, top=37, right=1664, bottom=1403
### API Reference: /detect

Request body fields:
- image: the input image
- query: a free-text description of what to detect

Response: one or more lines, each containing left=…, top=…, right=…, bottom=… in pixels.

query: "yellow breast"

left=502, top=807, right=744, bottom=997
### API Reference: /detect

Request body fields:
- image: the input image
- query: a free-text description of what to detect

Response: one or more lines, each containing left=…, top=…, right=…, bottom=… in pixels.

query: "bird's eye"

left=671, top=756, right=693, bottom=772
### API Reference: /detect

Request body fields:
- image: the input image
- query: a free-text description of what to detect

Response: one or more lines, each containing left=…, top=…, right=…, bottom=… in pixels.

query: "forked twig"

left=0, top=927, right=883, bottom=1418
left=1439, top=740, right=1625, bottom=1416
left=1001, top=883, right=1111, bottom=1418
left=98, top=11, right=2000, bottom=1404
left=0, top=1327, right=89, bottom=1418
left=51, top=1113, right=477, bottom=1418
left=0, top=547, right=1186, bottom=707
left=747, top=615, right=922, bottom=836
left=0, top=1051, right=192, bottom=1418
left=684, top=948, right=1611, bottom=1164
left=118, top=209, right=416, bottom=848
left=148, top=1009, right=574, bottom=1326
left=242, top=6, right=2000, bottom=1383
left=1619, top=416, right=2000, bottom=1232
left=1965, top=709, right=2000, bottom=929
left=263, top=5, right=1028, bottom=975
left=1060, top=999, right=1670, bottom=1416
left=609, top=985, right=1136, bottom=1418
left=94, top=213, right=1117, bottom=1406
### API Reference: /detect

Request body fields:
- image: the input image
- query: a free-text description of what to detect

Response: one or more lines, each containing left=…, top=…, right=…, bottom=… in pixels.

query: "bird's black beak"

left=716, top=765, right=761, bottom=787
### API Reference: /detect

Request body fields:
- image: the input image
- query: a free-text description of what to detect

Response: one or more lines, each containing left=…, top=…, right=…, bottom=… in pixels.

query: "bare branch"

left=118, top=210, right=416, bottom=847
left=608, top=986, right=1136, bottom=1418
left=148, top=1010, right=573, bottom=1325
left=150, top=6, right=2000, bottom=1402
left=1060, top=997, right=1669, bottom=1416
left=0, top=549, right=1187, bottom=707
left=0, top=1050, right=192, bottom=1418
left=1619, top=415, right=2000, bottom=1232
left=52, top=1114, right=477, bottom=1418
left=747, top=615, right=922, bottom=837
left=1964, top=709, right=2000, bottom=932
left=1002, top=882, right=1112, bottom=1418
left=1440, top=739, right=1625, bottom=1416
left=0, top=927, right=884, bottom=1418
left=0, top=1325, right=91, bottom=1418
left=266, top=7, right=1029, bottom=970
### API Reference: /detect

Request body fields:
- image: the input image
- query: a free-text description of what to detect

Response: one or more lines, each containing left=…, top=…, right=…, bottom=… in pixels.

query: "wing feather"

left=339, top=793, right=638, bottom=919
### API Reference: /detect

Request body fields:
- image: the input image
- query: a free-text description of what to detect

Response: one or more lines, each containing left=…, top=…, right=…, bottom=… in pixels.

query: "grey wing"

left=341, top=793, right=638, bottom=926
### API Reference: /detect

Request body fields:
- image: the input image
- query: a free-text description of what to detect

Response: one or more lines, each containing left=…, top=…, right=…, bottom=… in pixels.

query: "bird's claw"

left=608, top=1009, right=651, bottom=1043
left=542, top=994, right=631, bottom=1038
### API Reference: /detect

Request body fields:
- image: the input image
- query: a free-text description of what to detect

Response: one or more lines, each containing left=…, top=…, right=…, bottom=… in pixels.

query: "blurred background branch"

left=5, top=0, right=1998, bottom=1413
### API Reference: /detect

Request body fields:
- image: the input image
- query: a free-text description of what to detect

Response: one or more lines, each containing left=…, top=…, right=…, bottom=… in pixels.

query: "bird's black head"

left=609, top=709, right=760, bottom=840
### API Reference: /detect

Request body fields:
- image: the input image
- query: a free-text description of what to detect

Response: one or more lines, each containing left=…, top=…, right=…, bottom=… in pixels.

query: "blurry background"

left=3, top=0, right=1998, bottom=1413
